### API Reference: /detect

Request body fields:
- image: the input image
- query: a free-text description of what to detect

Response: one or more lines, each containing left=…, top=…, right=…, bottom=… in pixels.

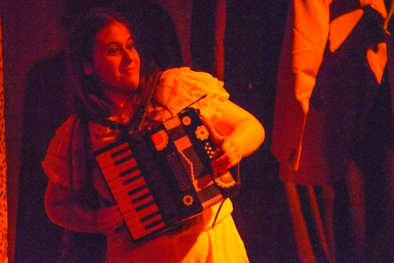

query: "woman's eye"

left=127, top=43, right=134, bottom=50
left=108, top=47, right=118, bottom=54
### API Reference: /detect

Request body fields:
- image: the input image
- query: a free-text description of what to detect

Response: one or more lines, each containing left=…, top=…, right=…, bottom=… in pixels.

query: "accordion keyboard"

left=95, top=141, right=166, bottom=240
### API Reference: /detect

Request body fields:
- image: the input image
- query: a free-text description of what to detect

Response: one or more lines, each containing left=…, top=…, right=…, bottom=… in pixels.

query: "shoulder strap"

left=129, top=71, right=163, bottom=131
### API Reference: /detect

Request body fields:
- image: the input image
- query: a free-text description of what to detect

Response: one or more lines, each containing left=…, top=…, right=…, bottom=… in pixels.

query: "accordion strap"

left=129, top=71, right=163, bottom=132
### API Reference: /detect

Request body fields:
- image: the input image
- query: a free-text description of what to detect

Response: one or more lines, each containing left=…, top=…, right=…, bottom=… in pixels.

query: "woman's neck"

left=107, top=91, right=141, bottom=124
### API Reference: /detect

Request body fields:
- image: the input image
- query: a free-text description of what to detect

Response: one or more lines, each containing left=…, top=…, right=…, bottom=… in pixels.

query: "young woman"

left=43, top=8, right=265, bottom=263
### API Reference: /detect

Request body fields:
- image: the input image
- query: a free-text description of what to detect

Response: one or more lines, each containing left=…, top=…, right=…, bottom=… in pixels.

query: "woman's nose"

left=122, top=50, right=134, bottom=63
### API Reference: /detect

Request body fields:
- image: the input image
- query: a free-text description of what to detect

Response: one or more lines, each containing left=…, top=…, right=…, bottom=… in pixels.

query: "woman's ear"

left=84, top=62, right=93, bottom=75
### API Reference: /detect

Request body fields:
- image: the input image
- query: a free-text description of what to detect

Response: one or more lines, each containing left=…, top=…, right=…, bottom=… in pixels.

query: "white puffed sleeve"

left=41, top=116, right=77, bottom=187
left=41, top=116, right=88, bottom=189
left=152, top=67, right=229, bottom=124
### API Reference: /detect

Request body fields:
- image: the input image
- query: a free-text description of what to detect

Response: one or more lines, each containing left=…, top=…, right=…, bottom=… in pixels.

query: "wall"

left=0, top=1, right=67, bottom=261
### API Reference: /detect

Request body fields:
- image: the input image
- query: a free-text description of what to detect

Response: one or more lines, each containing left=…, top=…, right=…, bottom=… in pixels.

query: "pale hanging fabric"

left=0, top=13, right=8, bottom=263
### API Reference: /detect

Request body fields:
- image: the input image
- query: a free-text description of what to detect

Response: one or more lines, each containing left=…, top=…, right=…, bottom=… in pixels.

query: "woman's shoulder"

left=45, top=115, right=80, bottom=151
left=41, top=115, right=81, bottom=186
left=161, top=67, right=215, bottom=78
left=159, top=67, right=223, bottom=88
left=153, top=67, right=229, bottom=122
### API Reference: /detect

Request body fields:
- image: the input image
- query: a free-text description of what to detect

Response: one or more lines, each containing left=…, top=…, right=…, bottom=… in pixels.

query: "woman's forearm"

left=207, top=100, right=265, bottom=172
left=214, top=100, right=265, bottom=156
left=226, top=118, right=265, bottom=157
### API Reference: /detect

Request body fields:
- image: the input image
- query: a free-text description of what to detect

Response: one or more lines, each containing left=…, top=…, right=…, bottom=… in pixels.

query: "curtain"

left=0, top=13, right=8, bottom=263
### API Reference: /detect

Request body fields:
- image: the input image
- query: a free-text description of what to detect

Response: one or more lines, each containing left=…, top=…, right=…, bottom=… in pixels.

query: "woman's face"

left=86, top=20, right=141, bottom=104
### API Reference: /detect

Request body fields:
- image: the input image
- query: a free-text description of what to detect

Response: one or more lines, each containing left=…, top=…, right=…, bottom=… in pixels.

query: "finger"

left=100, top=213, right=122, bottom=226
left=212, top=147, right=225, bottom=160
left=107, top=218, right=123, bottom=230
left=101, top=221, right=124, bottom=236
left=98, top=206, right=122, bottom=226
left=99, top=216, right=123, bottom=235
left=99, top=216, right=123, bottom=229
left=226, top=155, right=242, bottom=170
left=214, top=161, right=239, bottom=175
left=211, top=143, right=237, bottom=164
left=212, top=153, right=242, bottom=171
left=211, top=152, right=231, bottom=167
left=99, top=205, right=120, bottom=219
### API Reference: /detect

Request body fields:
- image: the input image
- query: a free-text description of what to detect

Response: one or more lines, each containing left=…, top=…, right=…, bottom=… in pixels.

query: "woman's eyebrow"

left=105, top=41, right=121, bottom=47
left=105, top=37, right=133, bottom=47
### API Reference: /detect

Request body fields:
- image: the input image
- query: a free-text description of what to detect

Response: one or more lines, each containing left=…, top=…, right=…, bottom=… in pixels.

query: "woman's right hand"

left=97, top=205, right=124, bottom=236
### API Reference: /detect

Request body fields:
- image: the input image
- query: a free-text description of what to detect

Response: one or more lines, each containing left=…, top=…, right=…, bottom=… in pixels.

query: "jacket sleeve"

left=271, top=0, right=331, bottom=171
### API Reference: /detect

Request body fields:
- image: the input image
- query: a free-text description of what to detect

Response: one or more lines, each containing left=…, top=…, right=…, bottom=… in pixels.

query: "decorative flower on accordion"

left=195, top=125, right=209, bottom=140
left=182, top=116, right=191, bottom=126
left=151, top=129, right=169, bottom=151
left=183, top=195, right=194, bottom=206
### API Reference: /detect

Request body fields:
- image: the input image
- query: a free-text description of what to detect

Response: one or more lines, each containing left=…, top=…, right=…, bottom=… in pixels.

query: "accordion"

left=94, top=108, right=240, bottom=243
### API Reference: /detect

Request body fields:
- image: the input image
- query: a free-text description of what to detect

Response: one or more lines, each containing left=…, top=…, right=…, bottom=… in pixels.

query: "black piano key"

left=144, top=218, right=165, bottom=230
left=128, top=184, right=148, bottom=197
left=136, top=199, right=155, bottom=212
left=112, top=177, right=146, bottom=196
left=140, top=210, right=161, bottom=223
left=102, top=158, right=138, bottom=181
left=123, top=173, right=143, bottom=186
left=117, top=191, right=153, bottom=214
left=111, top=146, right=130, bottom=158
left=95, top=142, right=132, bottom=168
left=123, top=202, right=158, bottom=222
left=126, top=215, right=165, bottom=240
left=132, top=192, right=151, bottom=204
left=108, top=169, right=141, bottom=189
left=120, top=167, right=140, bottom=178
left=114, top=154, right=134, bottom=166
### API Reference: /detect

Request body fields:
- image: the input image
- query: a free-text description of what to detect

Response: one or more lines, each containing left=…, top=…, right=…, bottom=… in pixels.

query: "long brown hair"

left=68, top=7, right=159, bottom=122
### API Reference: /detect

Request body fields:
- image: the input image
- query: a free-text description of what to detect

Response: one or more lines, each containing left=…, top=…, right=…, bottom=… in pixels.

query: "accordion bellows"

left=94, top=108, right=239, bottom=243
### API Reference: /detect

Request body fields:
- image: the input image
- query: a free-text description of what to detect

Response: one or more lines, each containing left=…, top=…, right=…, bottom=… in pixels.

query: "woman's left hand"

left=97, top=205, right=124, bottom=236
left=211, top=136, right=242, bottom=174
left=201, top=116, right=242, bottom=174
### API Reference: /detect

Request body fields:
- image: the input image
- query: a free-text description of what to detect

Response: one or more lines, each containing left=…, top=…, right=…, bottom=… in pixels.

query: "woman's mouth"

left=121, top=67, right=138, bottom=75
